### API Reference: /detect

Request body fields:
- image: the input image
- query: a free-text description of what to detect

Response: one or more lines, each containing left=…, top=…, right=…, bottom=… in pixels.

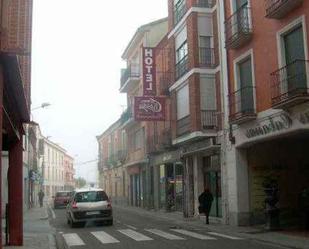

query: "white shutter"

left=175, top=26, right=187, bottom=50
left=200, top=75, right=216, bottom=110
left=176, top=84, right=190, bottom=120
left=198, top=16, right=212, bottom=36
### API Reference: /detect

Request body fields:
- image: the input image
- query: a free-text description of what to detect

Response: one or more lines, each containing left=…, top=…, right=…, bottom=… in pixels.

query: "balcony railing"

left=199, top=47, right=216, bottom=68
left=225, top=4, right=252, bottom=49
left=229, top=86, right=256, bottom=124
left=201, top=110, right=218, bottom=130
left=265, top=0, right=303, bottom=19
left=120, top=64, right=140, bottom=89
left=177, top=115, right=191, bottom=136
left=270, top=59, right=309, bottom=109
left=174, top=0, right=187, bottom=26
left=120, top=107, right=133, bottom=125
left=193, top=0, right=216, bottom=8
left=175, top=55, right=189, bottom=80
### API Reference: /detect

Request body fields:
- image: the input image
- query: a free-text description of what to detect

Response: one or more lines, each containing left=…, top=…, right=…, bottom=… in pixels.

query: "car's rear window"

left=56, top=192, right=71, bottom=197
left=74, top=191, right=108, bottom=203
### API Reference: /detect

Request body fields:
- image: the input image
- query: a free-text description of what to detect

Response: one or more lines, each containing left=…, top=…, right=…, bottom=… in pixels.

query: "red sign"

left=134, top=97, right=165, bottom=121
left=143, top=47, right=156, bottom=96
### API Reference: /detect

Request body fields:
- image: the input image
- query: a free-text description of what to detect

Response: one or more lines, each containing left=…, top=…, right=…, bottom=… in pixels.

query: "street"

left=49, top=206, right=289, bottom=249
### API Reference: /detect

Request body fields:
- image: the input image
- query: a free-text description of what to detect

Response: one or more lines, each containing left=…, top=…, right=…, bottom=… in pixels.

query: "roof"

left=121, top=17, right=168, bottom=59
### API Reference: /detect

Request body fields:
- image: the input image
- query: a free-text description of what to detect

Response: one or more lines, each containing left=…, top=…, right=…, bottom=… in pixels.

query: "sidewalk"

left=115, top=205, right=309, bottom=249
left=3, top=206, right=57, bottom=249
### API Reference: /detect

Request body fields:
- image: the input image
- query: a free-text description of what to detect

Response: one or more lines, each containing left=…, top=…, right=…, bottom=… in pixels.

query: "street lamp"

left=31, top=102, right=51, bottom=111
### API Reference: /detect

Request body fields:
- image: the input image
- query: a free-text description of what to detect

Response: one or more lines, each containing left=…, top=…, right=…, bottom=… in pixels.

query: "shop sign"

left=134, top=96, right=165, bottom=121
left=143, top=47, right=156, bottom=96
left=245, top=113, right=292, bottom=139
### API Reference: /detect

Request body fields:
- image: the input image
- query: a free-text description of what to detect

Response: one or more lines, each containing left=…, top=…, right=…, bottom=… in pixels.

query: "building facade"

left=64, top=154, right=75, bottom=191
left=222, top=0, right=309, bottom=228
left=0, top=0, right=33, bottom=246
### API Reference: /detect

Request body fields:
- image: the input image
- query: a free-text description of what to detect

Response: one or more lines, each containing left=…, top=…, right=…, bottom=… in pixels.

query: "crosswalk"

left=62, top=228, right=243, bottom=246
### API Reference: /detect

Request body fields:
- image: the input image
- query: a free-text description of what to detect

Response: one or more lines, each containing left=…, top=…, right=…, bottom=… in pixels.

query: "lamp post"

left=31, top=102, right=51, bottom=111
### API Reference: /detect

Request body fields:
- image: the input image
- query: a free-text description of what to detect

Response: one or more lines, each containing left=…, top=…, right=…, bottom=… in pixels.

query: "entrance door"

left=284, top=25, right=306, bottom=94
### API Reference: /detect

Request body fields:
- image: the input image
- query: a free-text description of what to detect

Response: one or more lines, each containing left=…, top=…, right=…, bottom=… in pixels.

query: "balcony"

left=201, top=110, right=218, bottom=130
left=199, top=47, right=217, bottom=68
left=177, top=115, right=191, bottom=136
left=270, top=60, right=309, bottom=109
left=225, top=4, right=252, bottom=49
left=174, top=0, right=187, bottom=26
left=120, top=107, right=134, bottom=126
left=116, top=150, right=127, bottom=163
left=147, top=128, right=172, bottom=154
left=193, top=0, right=216, bottom=8
left=120, top=64, right=140, bottom=93
left=229, top=86, right=256, bottom=124
left=265, top=0, right=303, bottom=19
left=175, top=55, right=189, bottom=80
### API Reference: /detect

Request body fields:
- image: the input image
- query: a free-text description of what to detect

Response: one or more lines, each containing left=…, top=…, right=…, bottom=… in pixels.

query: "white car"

left=66, top=188, right=113, bottom=228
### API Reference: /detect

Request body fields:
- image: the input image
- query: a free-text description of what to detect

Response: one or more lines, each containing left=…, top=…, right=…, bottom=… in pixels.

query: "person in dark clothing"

left=38, top=189, right=45, bottom=208
left=198, top=188, right=214, bottom=224
left=299, top=186, right=309, bottom=230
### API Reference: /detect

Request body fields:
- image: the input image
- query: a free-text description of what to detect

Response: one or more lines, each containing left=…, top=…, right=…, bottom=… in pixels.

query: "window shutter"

left=176, top=84, right=190, bottom=120
left=200, top=76, right=216, bottom=110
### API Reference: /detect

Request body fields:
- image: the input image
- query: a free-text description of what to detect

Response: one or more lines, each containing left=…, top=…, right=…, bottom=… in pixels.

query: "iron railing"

left=225, top=3, right=252, bottom=49
left=199, top=47, right=216, bottom=68
left=265, top=0, right=303, bottom=19
left=229, top=86, right=256, bottom=122
left=120, top=64, right=140, bottom=88
left=201, top=110, right=218, bottom=129
left=193, top=0, right=216, bottom=8
left=175, top=54, right=189, bottom=80
left=270, top=59, right=309, bottom=106
left=177, top=115, right=191, bottom=136
left=174, top=0, right=187, bottom=25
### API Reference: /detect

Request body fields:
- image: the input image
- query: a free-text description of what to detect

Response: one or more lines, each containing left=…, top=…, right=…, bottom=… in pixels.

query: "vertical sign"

left=143, top=47, right=156, bottom=96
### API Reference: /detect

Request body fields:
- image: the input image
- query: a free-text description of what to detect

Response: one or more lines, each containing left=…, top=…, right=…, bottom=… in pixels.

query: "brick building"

left=0, top=0, right=33, bottom=246
left=222, top=0, right=309, bottom=228
left=64, top=154, right=75, bottom=191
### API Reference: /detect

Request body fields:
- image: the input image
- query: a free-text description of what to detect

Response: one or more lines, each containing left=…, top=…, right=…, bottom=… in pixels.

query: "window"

left=176, top=41, right=188, bottom=64
left=133, top=128, right=144, bottom=150
left=199, top=36, right=213, bottom=66
left=200, top=75, right=216, bottom=110
left=176, top=84, right=189, bottom=120
left=236, top=56, right=254, bottom=113
left=74, top=191, right=108, bottom=203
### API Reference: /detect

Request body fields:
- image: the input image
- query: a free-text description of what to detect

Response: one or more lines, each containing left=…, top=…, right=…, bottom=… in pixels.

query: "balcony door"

left=283, top=25, right=307, bottom=94
left=238, top=57, right=254, bottom=114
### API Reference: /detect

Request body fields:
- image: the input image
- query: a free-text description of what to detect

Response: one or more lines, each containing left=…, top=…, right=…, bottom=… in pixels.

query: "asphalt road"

left=49, top=206, right=289, bottom=249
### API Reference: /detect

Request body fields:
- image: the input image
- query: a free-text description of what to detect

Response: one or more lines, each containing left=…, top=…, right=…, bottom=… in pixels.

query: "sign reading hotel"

left=143, top=47, right=156, bottom=96
left=134, top=96, right=165, bottom=121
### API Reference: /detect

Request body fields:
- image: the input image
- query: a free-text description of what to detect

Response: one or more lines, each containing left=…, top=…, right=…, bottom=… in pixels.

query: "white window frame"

left=233, top=49, right=256, bottom=112
left=229, top=0, right=252, bottom=37
left=276, top=15, right=309, bottom=92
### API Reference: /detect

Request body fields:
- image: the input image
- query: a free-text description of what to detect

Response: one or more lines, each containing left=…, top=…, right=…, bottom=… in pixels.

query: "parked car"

left=53, top=191, right=73, bottom=209
left=66, top=189, right=113, bottom=228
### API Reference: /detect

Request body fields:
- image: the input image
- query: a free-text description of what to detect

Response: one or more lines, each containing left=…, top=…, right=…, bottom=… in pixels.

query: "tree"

left=75, top=177, right=86, bottom=189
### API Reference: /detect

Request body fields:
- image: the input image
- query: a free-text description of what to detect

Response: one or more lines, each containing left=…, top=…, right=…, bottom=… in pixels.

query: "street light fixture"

left=31, top=102, right=51, bottom=111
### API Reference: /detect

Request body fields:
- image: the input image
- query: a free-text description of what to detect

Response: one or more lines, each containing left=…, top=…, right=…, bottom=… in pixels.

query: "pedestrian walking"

left=299, top=186, right=309, bottom=230
left=38, top=189, right=45, bottom=208
left=198, top=188, right=214, bottom=224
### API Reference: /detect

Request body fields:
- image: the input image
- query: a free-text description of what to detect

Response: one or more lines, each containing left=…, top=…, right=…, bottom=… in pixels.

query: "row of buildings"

left=97, top=0, right=309, bottom=229
left=0, top=1, right=75, bottom=247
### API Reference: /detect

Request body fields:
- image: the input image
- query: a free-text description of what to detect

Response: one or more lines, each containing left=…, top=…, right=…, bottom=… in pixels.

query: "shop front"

left=231, top=107, right=309, bottom=228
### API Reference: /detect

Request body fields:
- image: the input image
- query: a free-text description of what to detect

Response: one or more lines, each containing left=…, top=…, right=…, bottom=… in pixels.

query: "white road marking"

left=125, top=224, right=137, bottom=230
left=118, top=229, right=153, bottom=241
left=145, top=229, right=185, bottom=240
left=171, top=229, right=216, bottom=240
left=91, top=231, right=120, bottom=244
left=207, top=232, right=243, bottom=240
left=63, top=233, right=85, bottom=246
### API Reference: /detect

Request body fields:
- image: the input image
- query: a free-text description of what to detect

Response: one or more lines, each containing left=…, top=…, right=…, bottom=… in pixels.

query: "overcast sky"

left=31, top=0, right=168, bottom=182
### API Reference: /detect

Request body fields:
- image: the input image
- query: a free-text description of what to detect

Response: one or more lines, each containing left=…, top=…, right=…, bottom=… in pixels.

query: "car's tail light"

left=72, top=201, right=78, bottom=209
left=107, top=199, right=112, bottom=208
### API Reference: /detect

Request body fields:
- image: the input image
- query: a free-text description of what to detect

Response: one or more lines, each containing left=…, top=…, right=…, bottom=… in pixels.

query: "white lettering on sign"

left=143, top=47, right=156, bottom=95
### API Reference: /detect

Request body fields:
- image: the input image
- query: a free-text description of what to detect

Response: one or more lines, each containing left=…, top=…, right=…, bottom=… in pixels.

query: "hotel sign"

left=143, top=47, right=156, bottom=96
left=134, top=96, right=165, bottom=121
